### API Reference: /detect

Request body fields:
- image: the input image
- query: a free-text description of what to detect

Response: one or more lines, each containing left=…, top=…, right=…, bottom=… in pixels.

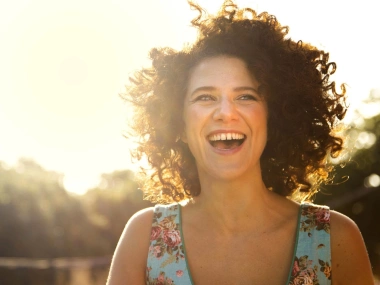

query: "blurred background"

left=0, top=0, right=379, bottom=284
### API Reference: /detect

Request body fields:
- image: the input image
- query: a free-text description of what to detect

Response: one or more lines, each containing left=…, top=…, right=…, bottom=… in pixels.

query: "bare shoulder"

left=329, top=210, right=374, bottom=285
left=106, top=207, right=154, bottom=285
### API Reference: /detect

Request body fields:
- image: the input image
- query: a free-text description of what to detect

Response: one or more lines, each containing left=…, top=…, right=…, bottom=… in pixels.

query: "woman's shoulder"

left=329, top=209, right=359, bottom=233
left=124, top=203, right=180, bottom=235
left=121, top=206, right=158, bottom=248
left=125, top=203, right=181, bottom=230
left=107, top=207, right=155, bottom=285
left=329, top=209, right=367, bottom=249
left=329, top=210, right=374, bottom=284
left=129, top=206, right=156, bottom=225
left=119, top=206, right=156, bottom=239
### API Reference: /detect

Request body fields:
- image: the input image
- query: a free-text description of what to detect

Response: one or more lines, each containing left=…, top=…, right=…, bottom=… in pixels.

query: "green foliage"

left=315, top=90, right=380, bottom=276
left=317, top=93, right=380, bottom=201
left=0, top=159, right=151, bottom=259
left=80, top=170, right=152, bottom=249
left=0, top=158, right=70, bottom=258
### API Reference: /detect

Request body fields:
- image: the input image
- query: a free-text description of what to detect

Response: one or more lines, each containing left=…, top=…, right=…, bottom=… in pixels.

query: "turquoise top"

left=146, top=203, right=331, bottom=285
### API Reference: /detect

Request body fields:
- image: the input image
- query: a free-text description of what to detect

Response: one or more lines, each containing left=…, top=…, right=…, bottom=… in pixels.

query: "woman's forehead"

left=187, top=56, right=260, bottom=91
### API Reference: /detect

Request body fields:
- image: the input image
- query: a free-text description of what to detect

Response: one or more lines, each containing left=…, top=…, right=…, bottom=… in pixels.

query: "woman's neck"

left=187, top=173, right=283, bottom=234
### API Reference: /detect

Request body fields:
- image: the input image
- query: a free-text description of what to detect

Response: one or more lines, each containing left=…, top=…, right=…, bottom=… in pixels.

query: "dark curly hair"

left=124, top=0, right=347, bottom=203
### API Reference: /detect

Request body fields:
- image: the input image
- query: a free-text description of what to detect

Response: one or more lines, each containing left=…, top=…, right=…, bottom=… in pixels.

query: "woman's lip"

left=207, top=136, right=246, bottom=155
left=205, top=130, right=247, bottom=154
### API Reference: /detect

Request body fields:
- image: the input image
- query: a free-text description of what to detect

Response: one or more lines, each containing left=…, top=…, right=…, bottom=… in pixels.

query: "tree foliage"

left=0, top=160, right=151, bottom=259
left=315, top=90, right=380, bottom=275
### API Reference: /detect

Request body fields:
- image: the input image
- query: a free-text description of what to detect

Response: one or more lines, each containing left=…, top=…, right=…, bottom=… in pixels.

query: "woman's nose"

left=212, top=98, right=239, bottom=122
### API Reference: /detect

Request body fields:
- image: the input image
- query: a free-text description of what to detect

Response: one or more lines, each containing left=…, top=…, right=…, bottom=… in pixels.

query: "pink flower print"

left=150, top=226, right=162, bottom=241
left=323, top=264, right=332, bottom=279
left=292, top=275, right=314, bottom=285
left=303, top=276, right=314, bottom=285
left=176, top=270, right=184, bottom=277
left=308, top=268, right=316, bottom=279
left=151, top=245, right=162, bottom=258
left=305, top=206, right=316, bottom=216
left=163, top=230, right=181, bottom=248
left=158, top=272, right=165, bottom=282
left=315, top=209, right=330, bottom=224
left=292, top=260, right=300, bottom=276
left=159, top=216, right=177, bottom=230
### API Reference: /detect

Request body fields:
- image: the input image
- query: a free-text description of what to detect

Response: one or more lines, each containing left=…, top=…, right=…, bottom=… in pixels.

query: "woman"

left=107, top=1, right=374, bottom=284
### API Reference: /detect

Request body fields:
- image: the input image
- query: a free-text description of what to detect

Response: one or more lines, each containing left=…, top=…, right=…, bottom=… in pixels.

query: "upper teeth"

left=209, top=133, right=245, bottom=141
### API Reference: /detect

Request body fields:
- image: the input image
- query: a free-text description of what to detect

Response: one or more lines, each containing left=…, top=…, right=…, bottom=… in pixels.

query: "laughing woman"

left=107, top=1, right=374, bottom=284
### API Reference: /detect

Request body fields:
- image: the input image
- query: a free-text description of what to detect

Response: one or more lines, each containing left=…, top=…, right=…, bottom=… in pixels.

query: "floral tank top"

left=146, top=203, right=332, bottom=285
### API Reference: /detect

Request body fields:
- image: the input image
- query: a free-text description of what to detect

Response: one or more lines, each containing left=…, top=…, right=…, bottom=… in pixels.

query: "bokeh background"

left=0, top=0, right=379, bottom=284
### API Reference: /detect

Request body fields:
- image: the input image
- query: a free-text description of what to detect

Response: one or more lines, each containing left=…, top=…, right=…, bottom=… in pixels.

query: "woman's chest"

left=183, top=228, right=296, bottom=284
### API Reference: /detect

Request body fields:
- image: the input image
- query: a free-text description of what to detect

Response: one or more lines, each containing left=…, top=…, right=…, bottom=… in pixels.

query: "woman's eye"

left=237, top=94, right=257, bottom=101
left=193, top=94, right=215, bottom=102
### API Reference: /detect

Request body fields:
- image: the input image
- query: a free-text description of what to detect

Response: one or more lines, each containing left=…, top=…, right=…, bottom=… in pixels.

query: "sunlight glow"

left=364, top=174, right=380, bottom=188
left=355, top=131, right=377, bottom=149
left=1, top=0, right=379, bottom=194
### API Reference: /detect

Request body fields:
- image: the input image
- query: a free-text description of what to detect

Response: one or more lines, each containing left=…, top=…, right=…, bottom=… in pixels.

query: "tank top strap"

left=288, top=203, right=332, bottom=285
left=146, top=203, right=193, bottom=285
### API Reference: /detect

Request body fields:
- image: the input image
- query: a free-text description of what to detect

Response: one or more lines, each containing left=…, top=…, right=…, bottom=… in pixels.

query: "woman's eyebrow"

left=233, top=86, right=259, bottom=94
left=189, top=86, right=216, bottom=97
left=189, top=86, right=260, bottom=97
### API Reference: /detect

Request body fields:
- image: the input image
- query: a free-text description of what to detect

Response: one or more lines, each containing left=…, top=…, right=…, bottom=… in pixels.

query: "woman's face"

left=183, top=56, right=268, bottom=182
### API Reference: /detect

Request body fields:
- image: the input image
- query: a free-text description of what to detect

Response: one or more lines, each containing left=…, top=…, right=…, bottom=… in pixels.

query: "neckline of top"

left=176, top=202, right=304, bottom=285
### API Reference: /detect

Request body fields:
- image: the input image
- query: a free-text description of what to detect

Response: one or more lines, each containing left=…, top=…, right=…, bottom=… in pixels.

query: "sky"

left=0, top=0, right=379, bottom=194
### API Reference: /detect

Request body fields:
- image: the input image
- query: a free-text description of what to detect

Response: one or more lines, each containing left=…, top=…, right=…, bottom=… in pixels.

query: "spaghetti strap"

left=146, top=204, right=193, bottom=285
left=287, top=203, right=332, bottom=285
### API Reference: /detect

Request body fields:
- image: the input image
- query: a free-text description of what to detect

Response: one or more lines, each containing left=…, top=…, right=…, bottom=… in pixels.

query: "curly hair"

left=124, top=0, right=347, bottom=204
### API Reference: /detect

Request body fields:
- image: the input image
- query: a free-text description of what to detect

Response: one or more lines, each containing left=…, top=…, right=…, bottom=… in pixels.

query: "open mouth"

left=208, top=132, right=246, bottom=150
